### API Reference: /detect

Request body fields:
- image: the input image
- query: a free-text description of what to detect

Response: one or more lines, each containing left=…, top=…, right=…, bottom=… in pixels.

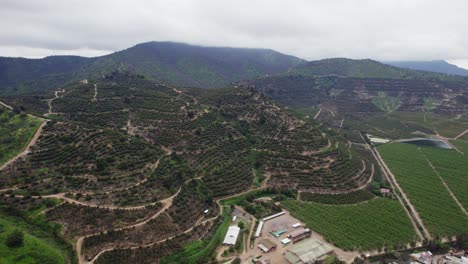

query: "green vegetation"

left=282, top=198, right=417, bottom=251
left=419, top=146, right=468, bottom=210
left=423, top=98, right=438, bottom=111
left=287, top=58, right=462, bottom=80
left=0, top=41, right=303, bottom=94
left=300, top=190, right=376, bottom=204
left=160, top=207, right=232, bottom=264
left=378, top=143, right=468, bottom=237
left=371, top=92, right=401, bottom=112
left=0, top=108, right=41, bottom=166
left=0, top=212, right=67, bottom=264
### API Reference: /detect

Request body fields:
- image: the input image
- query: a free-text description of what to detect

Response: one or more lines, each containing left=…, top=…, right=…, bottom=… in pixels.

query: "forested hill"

left=383, top=60, right=468, bottom=76
left=0, top=41, right=304, bottom=94
left=286, top=58, right=465, bottom=80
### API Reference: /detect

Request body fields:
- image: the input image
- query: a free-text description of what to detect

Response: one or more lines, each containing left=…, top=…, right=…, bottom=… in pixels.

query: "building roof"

left=259, top=238, right=276, bottom=249
left=289, top=228, right=311, bottom=238
left=255, top=220, right=264, bottom=237
left=262, top=211, right=285, bottom=221
left=281, top=238, right=291, bottom=244
left=285, top=238, right=333, bottom=264
left=223, top=226, right=240, bottom=245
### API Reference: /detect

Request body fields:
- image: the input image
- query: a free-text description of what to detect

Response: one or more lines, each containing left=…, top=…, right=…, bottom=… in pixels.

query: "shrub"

left=6, top=229, right=24, bottom=248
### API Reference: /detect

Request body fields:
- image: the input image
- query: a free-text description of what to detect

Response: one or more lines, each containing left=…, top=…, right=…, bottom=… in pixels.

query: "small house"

left=258, top=239, right=277, bottom=253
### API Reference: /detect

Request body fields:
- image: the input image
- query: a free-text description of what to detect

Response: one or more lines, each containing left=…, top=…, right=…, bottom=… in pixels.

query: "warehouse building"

left=223, top=226, right=240, bottom=245
left=284, top=238, right=333, bottom=264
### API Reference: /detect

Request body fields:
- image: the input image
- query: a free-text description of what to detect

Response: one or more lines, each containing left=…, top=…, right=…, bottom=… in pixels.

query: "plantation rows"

left=94, top=220, right=215, bottom=264
left=378, top=143, right=468, bottom=237
left=82, top=180, right=216, bottom=261
left=46, top=202, right=162, bottom=238
left=282, top=198, right=417, bottom=251
left=300, top=190, right=375, bottom=204
left=419, top=146, right=468, bottom=210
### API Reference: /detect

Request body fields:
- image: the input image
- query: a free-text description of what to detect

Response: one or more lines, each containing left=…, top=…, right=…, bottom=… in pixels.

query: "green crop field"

left=0, top=212, right=67, bottom=264
left=451, top=140, right=468, bottom=154
left=378, top=143, right=468, bottom=237
left=282, top=198, right=416, bottom=251
left=0, top=108, right=42, bottom=166
left=419, top=146, right=468, bottom=210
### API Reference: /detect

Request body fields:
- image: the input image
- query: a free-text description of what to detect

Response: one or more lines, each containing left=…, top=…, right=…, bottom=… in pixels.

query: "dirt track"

left=372, top=146, right=430, bottom=240
left=0, top=120, right=48, bottom=171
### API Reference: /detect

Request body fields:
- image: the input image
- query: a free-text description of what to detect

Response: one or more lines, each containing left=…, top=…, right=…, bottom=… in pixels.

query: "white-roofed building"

left=223, top=226, right=241, bottom=245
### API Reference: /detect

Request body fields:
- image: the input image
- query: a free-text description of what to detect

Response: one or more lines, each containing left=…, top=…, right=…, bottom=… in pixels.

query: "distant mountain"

left=0, top=41, right=304, bottom=94
left=383, top=60, right=468, bottom=76
left=287, top=58, right=462, bottom=80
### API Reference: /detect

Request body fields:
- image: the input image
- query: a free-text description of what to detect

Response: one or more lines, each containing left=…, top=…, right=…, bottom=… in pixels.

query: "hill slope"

left=0, top=42, right=303, bottom=94
left=0, top=72, right=374, bottom=262
left=384, top=60, right=468, bottom=76
left=287, top=58, right=463, bottom=80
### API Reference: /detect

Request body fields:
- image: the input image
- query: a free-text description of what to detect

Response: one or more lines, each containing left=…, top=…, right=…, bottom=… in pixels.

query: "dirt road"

left=372, top=146, right=430, bottom=240
left=0, top=120, right=48, bottom=171
left=454, top=128, right=468, bottom=140
left=422, top=154, right=467, bottom=215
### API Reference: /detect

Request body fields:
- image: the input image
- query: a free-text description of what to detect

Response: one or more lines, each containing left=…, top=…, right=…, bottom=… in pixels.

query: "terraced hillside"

left=0, top=72, right=373, bottom=263
left=241, top=71, right=468, bottom=139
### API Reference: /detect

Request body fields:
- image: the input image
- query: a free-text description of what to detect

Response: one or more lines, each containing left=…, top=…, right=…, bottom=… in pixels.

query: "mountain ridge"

left=383, top=60, right=468, bottom=76
left=0, top=41, right=304, bottom=94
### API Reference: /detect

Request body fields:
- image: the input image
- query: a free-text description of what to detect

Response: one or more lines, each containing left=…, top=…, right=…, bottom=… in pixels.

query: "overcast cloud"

left=2, top=0, right=468, bottom=67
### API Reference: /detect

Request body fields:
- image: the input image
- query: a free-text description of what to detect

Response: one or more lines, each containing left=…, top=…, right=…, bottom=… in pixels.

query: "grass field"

left=282, top=198, right=417, bottom=251
left=0, top=108, right=42, bottom=166
left=0, top=212, right=67, bottom=264
left=378, top=143, right=468, bottom=237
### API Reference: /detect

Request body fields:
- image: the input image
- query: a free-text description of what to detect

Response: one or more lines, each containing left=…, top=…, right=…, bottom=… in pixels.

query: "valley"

left=0, top=43, right=467, bottom=264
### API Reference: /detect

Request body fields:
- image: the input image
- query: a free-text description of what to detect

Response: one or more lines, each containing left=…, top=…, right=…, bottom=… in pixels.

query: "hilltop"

left=0, top=42, right=303, bottom=94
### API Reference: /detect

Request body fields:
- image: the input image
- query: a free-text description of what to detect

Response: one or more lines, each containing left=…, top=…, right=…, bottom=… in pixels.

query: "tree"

left=238, top=221, right=245, bottom=230
left=232, top=257, right=241, bottom=264
left=6, top=229, right=24, bottom=248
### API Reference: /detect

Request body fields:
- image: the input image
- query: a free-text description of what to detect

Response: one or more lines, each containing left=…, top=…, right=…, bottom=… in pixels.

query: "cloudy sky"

left=2, top=0, right=468, bottom=67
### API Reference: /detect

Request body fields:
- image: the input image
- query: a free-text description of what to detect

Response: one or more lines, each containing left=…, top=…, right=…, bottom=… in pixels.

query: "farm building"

left=292, top=223, right=302, bottom=228
left=258, top=239, right=277, bottom=253
left=380, top=188, right=390, bottom=196
left=284, top=238, right=333, bottom=264
left=255, top=220, right=264, bottom=237
left=263, top=211, right=285, bottom=221
left=272, top=229, right=286, bottom=237
left=255, top=259, right=272, bottom=264
left=288, top=228, right=311, bottom=243
left=223, top=226, right=240, bottom=245
left=409, top=251, right=433, bottom=264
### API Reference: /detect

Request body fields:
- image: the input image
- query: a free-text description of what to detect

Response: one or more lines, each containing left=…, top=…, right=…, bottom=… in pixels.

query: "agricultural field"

left=378, top=143, right=468, bottom=237
left=451, top=139, right=468, bottom=154
left=282, top=198, right=417, bottom=251
left=0, top=72, right=377, bottom=262
left=419, top=145, right=468, bottom=210
left=0, top=107, right=41, bottom=167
